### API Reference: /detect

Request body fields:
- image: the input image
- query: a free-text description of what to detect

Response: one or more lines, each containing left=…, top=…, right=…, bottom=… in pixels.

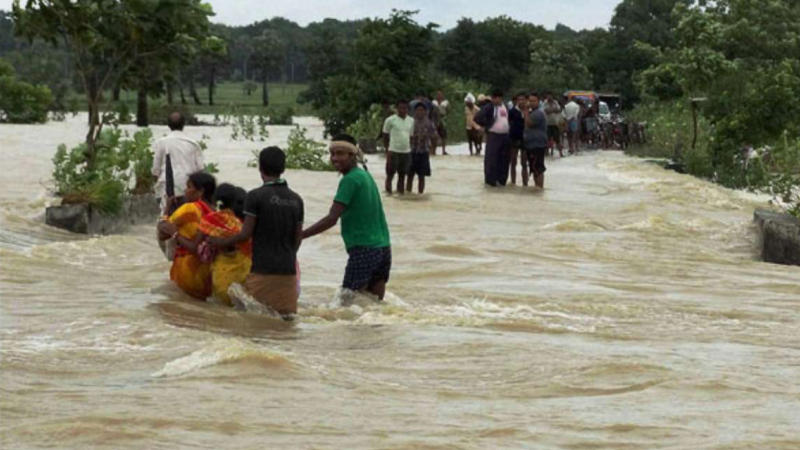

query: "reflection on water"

left=2, top=115, right=800, bottom=449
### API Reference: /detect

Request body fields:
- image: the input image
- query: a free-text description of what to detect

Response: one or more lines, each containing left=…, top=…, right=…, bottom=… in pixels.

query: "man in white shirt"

left=474, top=89, right=511, bottom=186
left=563, top=98, right=581, bottom=154
left=151, top=112, right=205, bottom=210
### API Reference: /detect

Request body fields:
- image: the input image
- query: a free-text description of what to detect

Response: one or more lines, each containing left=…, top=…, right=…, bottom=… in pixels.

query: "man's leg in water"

left=405, top=173, right=415, bottom=193
left=385, top=155, right=395, bottom=194
left=418, top=176, right=425, bottom=194
left=367, top=279, right=386, bottom=300
left=509, top=145, right=518, bottom=185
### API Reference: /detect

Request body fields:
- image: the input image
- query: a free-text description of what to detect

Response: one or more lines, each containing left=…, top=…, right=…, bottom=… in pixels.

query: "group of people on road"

left=381, top=91, right=449, bottom=195
left=153, top=113, right=391, bottom=319
left=461, top=89, right=603, bottom=189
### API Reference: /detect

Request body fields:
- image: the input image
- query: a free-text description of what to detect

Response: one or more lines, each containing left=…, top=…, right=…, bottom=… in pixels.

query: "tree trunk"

left=136, top=87, right=148, bottom=127
left=166, top=83, right=174, bottom=105
left=262, top=72, right=269, bottom=107
left=189, top=77, right=202, bottom=105
left=179, top=83, right=187, bottom=105
left=112, top=84, right=121, bottom=101
left=208, top=65, right=215, bottom=106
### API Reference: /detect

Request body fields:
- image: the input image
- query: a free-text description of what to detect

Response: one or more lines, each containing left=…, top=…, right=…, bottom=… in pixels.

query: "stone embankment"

left=754, top=209, right=800, bottom=266
left=45, top=194, right=159, bottom=234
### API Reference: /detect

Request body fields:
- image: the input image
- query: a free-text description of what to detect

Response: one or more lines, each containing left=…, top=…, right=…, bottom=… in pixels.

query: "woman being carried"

left=157, top=171, right=216, bottom=299
left=197, top=184, right=252, bottom=306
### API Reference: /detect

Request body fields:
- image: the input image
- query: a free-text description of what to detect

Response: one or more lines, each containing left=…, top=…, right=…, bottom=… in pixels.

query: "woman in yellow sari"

left=157, top=172, right=216, bottom=299
left=197, top=184, right=252, bottom=305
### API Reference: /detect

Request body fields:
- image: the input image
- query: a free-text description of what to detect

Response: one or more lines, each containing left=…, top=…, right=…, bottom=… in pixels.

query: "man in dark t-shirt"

left=210, top=146, right=304, bottom=317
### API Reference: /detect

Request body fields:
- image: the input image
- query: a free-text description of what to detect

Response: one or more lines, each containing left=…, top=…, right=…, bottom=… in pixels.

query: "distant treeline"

left=0, top=0, right=687, bottom=124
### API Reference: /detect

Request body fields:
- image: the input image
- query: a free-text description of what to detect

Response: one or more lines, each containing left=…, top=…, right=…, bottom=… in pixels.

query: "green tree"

left=317, top=10, right=436, bottom=135
left=439, top=16, right=545, bottom=91
left=528, top=37, right=592, bottom=93
left=0, top=57, right=52, bottom=122
left=13, top=0, right=214, bottom=158
left=252, top=29, right=286, bottom=106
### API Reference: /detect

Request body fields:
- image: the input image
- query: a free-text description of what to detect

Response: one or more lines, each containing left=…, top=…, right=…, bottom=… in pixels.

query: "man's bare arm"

left=301, top=202, right=346, bottom=240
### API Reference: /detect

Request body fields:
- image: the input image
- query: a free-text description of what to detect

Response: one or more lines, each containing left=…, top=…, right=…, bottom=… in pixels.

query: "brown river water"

left=1, top=115, right=799, bottom=449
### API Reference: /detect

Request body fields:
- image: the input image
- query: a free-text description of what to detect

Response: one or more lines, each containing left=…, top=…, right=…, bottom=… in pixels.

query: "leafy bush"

left=52, top=127, right=155, bottom=214
left=266, top=105, right=294, bottom=125
left=0, top=59, right=52, bottom=123
left=285, top=126, right=333, bottom=171
left=246, top=127, right=333, bottom=171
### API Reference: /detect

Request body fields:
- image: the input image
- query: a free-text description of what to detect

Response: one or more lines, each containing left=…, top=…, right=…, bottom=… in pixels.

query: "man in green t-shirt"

left=382, top=99, right=414, bottom=195
left=302, top=134, right=392, bottom=301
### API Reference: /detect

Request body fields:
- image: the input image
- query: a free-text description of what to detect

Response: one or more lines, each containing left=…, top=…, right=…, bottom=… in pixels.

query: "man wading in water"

left=208, top=147, right=304, bottom=318
left=302, top=135, right=392, bottom=303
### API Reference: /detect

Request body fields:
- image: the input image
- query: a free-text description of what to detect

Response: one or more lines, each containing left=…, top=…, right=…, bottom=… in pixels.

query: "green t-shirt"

left=382, top=114, right=414, bottom=153
left=334, top=167, right=391, bottom=250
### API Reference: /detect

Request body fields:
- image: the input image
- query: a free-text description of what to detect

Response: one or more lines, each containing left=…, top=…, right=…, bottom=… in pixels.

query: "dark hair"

left=414, top=102, right=427, bottom=110
left=258, top=146, right=286, bottom=177
left=188, top=171, right=216, bottom=204
left=514, top=91, right=527, bottom=100
left=332, top=133, right=357, bottom=145
left=167, top=112, right=185, bottom=131
left=233, top=187, right=247, bottom=219
left=491, top=89, right=504, bottom=98
left=213, top=183, right=239, bottom=211
left=528, top=91, right=540, bottom=99
left=396, top=99, right=409, bottom=106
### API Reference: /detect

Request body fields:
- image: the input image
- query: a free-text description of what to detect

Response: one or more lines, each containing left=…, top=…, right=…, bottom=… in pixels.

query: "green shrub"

left=267, top=105, right=294, bottom=125
left=53, top=127, right=155, bottom=214
left=0, top=59, right=52, bottom=123
left=285, top=126, right=333, bottom=171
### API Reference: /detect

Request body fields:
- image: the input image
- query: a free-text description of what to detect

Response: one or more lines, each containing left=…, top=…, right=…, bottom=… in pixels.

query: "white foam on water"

left=151, top=338, right=290, bottom=378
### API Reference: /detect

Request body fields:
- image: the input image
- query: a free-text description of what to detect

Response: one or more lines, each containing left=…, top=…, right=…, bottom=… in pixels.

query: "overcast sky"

left=1, top=0, right=621, bottom=30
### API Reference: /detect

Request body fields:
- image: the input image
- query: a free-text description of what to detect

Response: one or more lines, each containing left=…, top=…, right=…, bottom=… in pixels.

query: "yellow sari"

left=197, top=209, right=252, bottom=306
left=168, top=201, right=213, bottom=299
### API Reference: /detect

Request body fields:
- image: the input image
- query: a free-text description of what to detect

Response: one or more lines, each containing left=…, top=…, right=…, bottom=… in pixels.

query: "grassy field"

left=72, top=81, right=314, bottom=117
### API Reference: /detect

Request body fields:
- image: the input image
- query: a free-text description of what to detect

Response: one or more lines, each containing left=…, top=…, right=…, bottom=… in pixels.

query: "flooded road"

left=2, top=115, right=799, bottom=449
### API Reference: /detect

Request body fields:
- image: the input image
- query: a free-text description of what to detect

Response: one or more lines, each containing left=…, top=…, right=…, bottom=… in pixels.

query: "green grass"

left=70, top=81, right=313, bottom=116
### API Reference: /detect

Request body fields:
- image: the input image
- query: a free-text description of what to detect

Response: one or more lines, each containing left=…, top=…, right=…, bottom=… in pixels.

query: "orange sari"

left=168, top=201, right=213, bottom=299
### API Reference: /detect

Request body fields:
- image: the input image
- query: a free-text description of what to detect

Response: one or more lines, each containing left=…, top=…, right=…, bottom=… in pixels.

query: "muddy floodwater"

left=1, top=115, right=799, bottom=449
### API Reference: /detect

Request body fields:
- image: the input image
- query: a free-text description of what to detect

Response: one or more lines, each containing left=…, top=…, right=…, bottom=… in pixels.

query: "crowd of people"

left=153, top=113, right=390, bottom=319
left=152, top=91, right=608, bottom=316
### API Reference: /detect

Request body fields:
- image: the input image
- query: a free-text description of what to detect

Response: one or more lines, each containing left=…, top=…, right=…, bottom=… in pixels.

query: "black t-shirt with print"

left=243, top=181, right=304, bottom=274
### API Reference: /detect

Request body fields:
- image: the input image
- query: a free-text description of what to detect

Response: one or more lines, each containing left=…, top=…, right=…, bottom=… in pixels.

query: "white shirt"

left=564, top=101, right=580, bottom=121
left=151, top=130, right=204, bottom=199
left=433, top=99, right=449, bottom=116
left=489, top=105, right=510, bottom=134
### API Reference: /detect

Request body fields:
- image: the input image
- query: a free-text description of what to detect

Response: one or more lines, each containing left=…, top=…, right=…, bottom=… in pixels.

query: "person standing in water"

left=544, top=93, right=565, bottom=157
left=302, top=135, right=391, bottom=302
left=464, top=93, right=483, bottom=156
left=432, top=90, right=449, bottom=156
left=475, top=89, right=511, bottom=187
left=382, top=99, right=414, bottom=195
left=151, top=112, right=205, bottom=210
left=523, top=92, right=549, bottom=189
left=508, top=92, right=528, bottom=186
left=407, top=102, right=437, bottom=194
left=208, top=147, right=304, bottom=318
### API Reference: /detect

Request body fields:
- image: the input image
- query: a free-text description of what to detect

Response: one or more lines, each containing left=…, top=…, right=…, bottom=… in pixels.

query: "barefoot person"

left=302, top=135, right=391, bottom=302
left=523, top=92, right=548, bottom=189
left=432, top=90, right=449, bottom=155
left=382, top=99, right=414, bottom=195
left=208, top=147, right=304, bottom=318
left=407, top=102, right=437, bottom=194
left=508, top=92, right=528, bottom=185
left=464, top=93, right=483, bottom=156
